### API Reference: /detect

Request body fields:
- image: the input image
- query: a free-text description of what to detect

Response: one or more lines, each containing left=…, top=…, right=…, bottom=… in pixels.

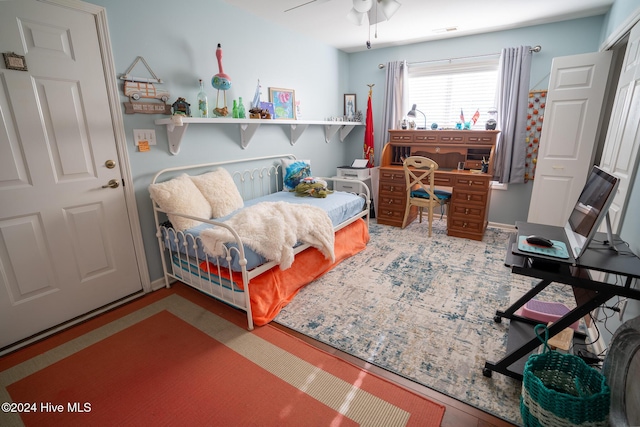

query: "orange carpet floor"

left=0, top=283, right=445, bottom=426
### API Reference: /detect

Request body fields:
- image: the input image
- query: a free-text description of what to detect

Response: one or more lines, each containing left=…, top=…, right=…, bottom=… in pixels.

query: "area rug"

left=0, top=291, right=445, bottom=427
left=274, top=219, right=577, bottom=426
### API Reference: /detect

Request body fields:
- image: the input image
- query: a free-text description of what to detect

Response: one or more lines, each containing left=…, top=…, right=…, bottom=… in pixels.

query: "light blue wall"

left=88, top=0, right=351, bottom=282
left=600, top=0, right=640, bottom=46
left=345, top=16, right=605, bottom=225
left=89, top=0, right=635, bottom=285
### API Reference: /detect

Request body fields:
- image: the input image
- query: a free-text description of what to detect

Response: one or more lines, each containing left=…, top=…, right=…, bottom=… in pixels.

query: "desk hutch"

left=378, top=130, right=499, bottom=240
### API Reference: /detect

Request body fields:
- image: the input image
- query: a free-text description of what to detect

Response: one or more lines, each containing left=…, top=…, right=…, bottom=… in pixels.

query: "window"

left=407, top=57, right=499, bottom=131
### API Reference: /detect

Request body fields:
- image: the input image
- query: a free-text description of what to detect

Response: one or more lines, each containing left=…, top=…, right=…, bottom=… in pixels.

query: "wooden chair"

left=401, top=156, right=451, bottom=236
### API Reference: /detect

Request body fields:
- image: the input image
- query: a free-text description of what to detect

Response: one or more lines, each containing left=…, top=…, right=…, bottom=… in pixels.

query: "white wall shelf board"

left=154, top=117, right=363, bottom=154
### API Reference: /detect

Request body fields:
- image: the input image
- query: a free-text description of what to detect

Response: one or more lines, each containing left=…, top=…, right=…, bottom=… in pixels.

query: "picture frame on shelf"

left=268, top=87, right=296, bottom=119
left=344, top=94, right=356, bottom=119
left=260, top=101, right=275, bottom=119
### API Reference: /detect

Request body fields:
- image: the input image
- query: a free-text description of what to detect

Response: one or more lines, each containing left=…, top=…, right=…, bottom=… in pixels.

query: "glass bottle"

left=232, top=99, right=238, bottom=118
left=197, top=79, right=208, bottom=118
left=238, top=96, right=246, bottom=119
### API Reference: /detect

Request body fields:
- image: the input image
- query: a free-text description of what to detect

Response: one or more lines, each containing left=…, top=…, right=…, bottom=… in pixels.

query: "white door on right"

left=599, top=21, right=640, bottom=233
left=528, top=52, right=612, bottom=226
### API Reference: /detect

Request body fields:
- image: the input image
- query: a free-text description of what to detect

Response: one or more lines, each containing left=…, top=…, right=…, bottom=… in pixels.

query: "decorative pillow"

left=148, top=174, right=212, bottom=231
left=281, top=159, right=311, bottom=191
left=190, top=168, right=244, bottom=218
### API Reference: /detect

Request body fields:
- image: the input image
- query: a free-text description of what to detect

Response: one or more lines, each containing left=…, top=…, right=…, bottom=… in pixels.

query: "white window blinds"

left=407, top=58, right=499, bottom=130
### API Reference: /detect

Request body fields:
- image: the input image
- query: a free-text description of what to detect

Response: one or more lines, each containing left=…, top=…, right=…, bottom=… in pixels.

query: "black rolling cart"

left=483, top=221, right=640, bottom=380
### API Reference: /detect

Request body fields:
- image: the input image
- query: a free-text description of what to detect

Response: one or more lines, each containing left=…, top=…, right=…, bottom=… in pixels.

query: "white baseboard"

left=150, top=276, right=171, bottom=291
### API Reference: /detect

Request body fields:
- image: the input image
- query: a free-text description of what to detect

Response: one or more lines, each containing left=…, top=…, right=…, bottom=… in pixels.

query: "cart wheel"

left=493, top=315, right=502, bottom=323
left=482, top=367, right=492, bottom=378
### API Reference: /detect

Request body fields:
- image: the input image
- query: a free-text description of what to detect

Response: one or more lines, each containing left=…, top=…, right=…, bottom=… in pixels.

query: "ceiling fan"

left=285, top=0, right=401, bottom=26
left=284, top=0, right=332, bottom=13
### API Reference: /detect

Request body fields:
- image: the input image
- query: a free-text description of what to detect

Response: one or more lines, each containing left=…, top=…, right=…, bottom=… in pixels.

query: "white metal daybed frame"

left=151, top=154, right=370, bottom=330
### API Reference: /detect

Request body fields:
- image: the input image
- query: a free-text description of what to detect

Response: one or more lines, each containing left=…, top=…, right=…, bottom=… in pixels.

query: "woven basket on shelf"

left=520, top=325, right=610, bottom=427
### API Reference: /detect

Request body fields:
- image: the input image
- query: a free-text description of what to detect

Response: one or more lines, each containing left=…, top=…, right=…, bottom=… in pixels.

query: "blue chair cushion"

left=411, top=188, right=451, bottom=200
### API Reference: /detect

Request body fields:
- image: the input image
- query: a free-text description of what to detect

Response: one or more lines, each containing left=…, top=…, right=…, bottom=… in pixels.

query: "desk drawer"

left=390, top=134, right=413, bottom=142
left=380, top=169, right=405, bottom=182
left=335, top=180, right=369, bottom=194
left=448, top=217, right=485, bottom=234
left=379, top=180, right=406, bottom=194
left=378, top=193, right=405, bottom=209
left=453, top=175, right=490, bottom=190
left=451, top=189, right=487, bottom=205
left=377, top=202, right=406, bottom=226
left=467, top=135, right=495, bottom=143
left=434, top=175, right=454, bottom=187
left=450, top=204, right=485, bottom=219
left=414, top=134, right=438, bottom=142
left=438, top=135, right=465, bottom=143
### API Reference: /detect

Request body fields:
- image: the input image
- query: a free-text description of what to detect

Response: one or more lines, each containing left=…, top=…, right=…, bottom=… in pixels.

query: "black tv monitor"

left=564, top=165, right=620, bottom=259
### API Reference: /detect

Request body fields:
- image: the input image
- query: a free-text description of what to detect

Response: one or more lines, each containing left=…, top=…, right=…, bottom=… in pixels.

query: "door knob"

left=105, top=160, right=116, bottom=169
left=102, top=179, right=119, bottom=189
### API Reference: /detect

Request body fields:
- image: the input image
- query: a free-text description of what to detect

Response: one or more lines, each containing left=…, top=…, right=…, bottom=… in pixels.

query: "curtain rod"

left=377, top=45, right=541, bottom=69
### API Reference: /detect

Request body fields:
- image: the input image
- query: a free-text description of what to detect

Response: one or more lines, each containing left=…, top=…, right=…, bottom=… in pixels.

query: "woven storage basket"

left=520, top=326, right=610, bottom=427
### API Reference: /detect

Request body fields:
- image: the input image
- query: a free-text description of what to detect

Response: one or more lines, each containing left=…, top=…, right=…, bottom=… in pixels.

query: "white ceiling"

left=221, top=0, right=614, bottom=53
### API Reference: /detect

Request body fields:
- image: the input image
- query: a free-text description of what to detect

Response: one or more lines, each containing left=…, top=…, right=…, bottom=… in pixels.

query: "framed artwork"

left=268, top=87, right=296, bottom=119
left=260, top=101, right=275, bottom=119
left=3, top=52, right=28, bottom=71
left=344, top=94, right=356, bottom=118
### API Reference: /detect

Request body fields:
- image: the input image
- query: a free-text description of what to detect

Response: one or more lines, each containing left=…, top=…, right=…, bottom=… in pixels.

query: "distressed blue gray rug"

left=274, top=219, right=577, bottom=425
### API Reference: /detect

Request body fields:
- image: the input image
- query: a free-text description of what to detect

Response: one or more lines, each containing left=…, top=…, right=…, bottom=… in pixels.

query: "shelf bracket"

left=324, top=124, right=341, bottom=143
left=166, top=122, right=189, bottom=155
left=289, top=123, right=309, bottom=145
left=239, top=122, right=261, bottom=149
left=339, top=124, right=357, bottom=142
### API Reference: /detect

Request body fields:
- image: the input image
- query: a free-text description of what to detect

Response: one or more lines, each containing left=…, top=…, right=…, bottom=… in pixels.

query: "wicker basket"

left=520, top=326, right=610, bottom=427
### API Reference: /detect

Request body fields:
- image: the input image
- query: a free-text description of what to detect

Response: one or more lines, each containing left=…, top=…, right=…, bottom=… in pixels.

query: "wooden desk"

left=377, top=130, right=498, bottom=240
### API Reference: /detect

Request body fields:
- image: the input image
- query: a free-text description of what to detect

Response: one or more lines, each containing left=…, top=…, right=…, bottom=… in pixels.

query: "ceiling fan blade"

left=284, top=0, right=331, bottom=13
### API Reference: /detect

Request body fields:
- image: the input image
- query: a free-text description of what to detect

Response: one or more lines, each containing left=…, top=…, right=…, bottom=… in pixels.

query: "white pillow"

left=281, top=159, right=311, bottom=191
left=190, top=168, right=244, bottom=218
left=149, top=174, right=211, bottom=231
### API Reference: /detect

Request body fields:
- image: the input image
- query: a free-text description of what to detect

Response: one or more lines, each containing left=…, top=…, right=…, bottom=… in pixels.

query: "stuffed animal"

left=293, top=177, right=332, bottom=198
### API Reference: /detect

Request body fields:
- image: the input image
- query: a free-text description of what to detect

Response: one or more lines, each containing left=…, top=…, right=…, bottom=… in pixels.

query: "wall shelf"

left=154, top=117, right=362, bottom=154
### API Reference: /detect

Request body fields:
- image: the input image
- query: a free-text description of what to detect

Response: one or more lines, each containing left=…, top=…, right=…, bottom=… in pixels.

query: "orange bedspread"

left=200, top=218, right=369, bottom=326
left=248, top=218, right=369, bottom=325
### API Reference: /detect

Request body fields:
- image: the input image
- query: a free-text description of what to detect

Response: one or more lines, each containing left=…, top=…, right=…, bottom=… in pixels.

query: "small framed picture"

left=268, top=87, right=296, bottom=119
left=260, top=101, right=275, bottom=119
left=3, top=52, right=28, bottom=71
left=344, top=94, right=356, bottom=119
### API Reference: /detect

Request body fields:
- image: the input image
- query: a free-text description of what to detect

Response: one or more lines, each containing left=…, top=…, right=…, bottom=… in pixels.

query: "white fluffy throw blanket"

left=199, top=201, right=335, bottom=270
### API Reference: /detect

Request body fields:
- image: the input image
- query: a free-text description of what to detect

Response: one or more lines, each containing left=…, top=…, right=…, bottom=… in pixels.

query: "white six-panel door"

left=599, top=21, right=640, bottom=233
left=527, top=52, right=612, bottom=226
left=0, top=0, right=143, bottom=348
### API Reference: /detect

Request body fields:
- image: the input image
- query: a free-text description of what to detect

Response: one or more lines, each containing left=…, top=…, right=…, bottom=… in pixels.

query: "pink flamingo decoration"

left=212, top=43, right=231, bottom=116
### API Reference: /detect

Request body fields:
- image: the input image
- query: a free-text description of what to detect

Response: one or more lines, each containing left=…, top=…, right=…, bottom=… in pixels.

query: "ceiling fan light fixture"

left=366, top=0, right=401, bottom=25
left=352, top=0, right=373, bottom=13
left=367, top=7, right=385, bottom=25
left=380, top=0, right=401, bottom=20
left=347, top=8, right=367, bottom=25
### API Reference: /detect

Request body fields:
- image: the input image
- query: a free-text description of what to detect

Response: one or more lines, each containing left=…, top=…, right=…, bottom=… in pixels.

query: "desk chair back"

left=402, top=156, right=451, bottom=236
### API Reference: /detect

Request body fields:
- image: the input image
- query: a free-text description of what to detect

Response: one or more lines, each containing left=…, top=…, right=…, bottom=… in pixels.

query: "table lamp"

left=407, top=104, right=426, bottom=130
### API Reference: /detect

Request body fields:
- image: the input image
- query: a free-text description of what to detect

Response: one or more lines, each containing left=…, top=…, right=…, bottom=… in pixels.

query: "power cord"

left=576, top=348, right=603, bottom=365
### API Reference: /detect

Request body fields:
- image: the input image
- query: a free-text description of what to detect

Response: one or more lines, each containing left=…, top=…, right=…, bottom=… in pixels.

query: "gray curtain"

left=495, top=46, right=532, bottom=184
left=378, top=60, right=408, bottom=166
